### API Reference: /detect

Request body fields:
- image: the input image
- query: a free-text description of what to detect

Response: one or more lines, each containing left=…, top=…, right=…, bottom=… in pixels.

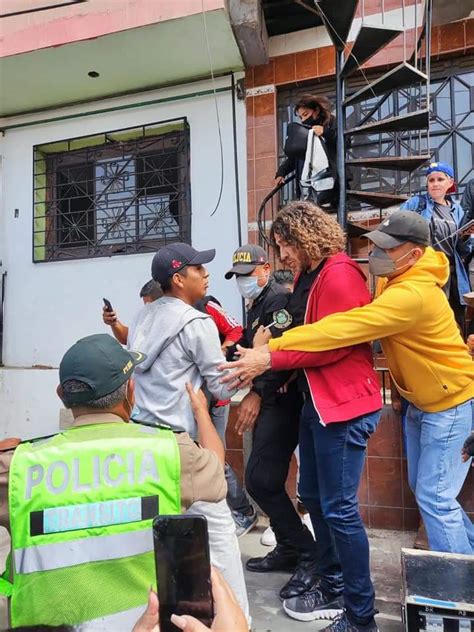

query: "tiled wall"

left=237, top=16, right=474, bottom=531
left=226, top=404, right=474, bottom=531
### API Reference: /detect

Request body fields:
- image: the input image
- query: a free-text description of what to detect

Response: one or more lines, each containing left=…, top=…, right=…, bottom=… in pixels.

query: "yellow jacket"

left=269, top=248, right=474, bottom=412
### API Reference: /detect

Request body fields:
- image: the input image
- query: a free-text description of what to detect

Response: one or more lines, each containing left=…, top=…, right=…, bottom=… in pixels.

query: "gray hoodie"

left=127, top=296, right=236, bottom=438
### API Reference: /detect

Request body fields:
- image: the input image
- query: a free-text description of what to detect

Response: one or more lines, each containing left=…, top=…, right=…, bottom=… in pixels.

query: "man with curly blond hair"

left=222, top=201, right=383, bottom=631
left=225, top=209, right=474, bottom=630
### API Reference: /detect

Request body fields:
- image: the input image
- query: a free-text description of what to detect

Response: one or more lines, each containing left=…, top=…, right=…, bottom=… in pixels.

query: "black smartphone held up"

left=102, top=298, right=113, bottom=312
left=153, top=514, right=213, bottom=632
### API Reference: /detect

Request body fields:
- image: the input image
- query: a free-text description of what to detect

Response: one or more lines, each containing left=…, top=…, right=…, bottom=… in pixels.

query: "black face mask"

left=302, top=116, right=318, bottom=127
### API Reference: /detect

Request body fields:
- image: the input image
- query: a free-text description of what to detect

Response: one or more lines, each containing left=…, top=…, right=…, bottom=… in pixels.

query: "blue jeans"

left=405, top=399, right=474, bottom=554
left=298, top=400, right=381, bottom=626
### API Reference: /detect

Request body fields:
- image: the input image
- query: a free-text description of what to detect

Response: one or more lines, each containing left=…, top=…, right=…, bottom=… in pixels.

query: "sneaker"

left=260, top=526, right=277, bottom=547
left=301, top=512, right=315, bottom=539
left=283, top=587, right=343, bottom=622
left=233, top=509, right=258, bottom=537
left=320, top=612, right=379, bottom=632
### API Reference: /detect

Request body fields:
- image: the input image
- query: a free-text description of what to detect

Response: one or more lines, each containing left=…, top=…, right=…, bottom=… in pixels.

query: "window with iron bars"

left=33, top=117, right=191, bottom=262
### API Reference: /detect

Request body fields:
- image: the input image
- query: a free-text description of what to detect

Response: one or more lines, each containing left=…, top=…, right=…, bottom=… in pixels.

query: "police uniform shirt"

left=0, top=414, right=227, bottom=531
left=241, top=279, right=292, bottom=398
left=244, top=278, right=290, bottom=346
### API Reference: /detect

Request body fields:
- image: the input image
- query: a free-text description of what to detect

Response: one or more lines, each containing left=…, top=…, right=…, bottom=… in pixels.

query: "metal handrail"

left=256, top=174, right=295, bottom=246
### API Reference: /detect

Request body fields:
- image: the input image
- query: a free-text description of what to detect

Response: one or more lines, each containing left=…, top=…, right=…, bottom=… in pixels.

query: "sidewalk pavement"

left=241, top=518, right=412, bottom=632
left=0, top=521, right=412, bottom=631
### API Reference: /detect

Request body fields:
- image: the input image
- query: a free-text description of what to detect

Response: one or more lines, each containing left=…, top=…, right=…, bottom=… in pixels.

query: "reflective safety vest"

left=1, top=422, right=181, bottom=628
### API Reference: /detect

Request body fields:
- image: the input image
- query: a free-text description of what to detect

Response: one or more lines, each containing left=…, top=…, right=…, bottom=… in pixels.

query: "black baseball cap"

left=363, top=211, right=431, bottom=249
left=225, top=244, right=268, bottom=279
left=151, top=242, right=215, bottom=285
left=59, top=334, right=146, bottom=406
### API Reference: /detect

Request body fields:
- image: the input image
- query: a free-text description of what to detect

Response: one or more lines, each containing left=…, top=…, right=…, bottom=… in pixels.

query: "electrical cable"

left=201, top=0, right=225, bottom=217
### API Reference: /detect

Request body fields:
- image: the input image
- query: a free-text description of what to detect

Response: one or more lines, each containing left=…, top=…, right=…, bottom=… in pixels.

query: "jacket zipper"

left=302, top=266, right=326, bottom=426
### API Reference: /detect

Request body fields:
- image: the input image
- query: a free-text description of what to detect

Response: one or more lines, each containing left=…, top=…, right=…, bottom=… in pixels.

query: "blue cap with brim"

left=426, top=162, right=454, bottom=179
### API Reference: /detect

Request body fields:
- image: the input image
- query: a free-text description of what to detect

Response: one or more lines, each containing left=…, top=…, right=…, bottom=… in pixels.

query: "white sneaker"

left=260, top=526, right=277, bottom=547
left=302, top=512, right=315, bottom=539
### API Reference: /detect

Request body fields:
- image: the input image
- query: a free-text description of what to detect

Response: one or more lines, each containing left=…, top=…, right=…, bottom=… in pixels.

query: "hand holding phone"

left=103, top=298, right=113, bottom=312
left=153, top=515, right=213, bottom=632
left=131, top=566, right=248, bottom=632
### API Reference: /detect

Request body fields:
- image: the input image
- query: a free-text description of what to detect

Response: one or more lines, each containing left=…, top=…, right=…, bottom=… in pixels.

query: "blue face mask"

left=236, top=275, right=267, bottom=300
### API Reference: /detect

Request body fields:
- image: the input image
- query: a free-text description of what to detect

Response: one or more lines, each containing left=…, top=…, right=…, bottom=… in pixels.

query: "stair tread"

left=348, top=190, right=409, bottom=208
left=346, top=155, right=431, bottom=171
left=344, top=62, right=428, bottom=106
left=347, top=221, right=370, bottom=237
left=342, top=24, right=402, bottom=77
left=314, top=0, right=359, bottom=47
left=345, top=109, right=429, bottom=135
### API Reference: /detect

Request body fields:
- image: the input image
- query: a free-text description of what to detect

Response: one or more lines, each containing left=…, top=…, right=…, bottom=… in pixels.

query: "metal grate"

left=33, top=117, right=191, bottom=262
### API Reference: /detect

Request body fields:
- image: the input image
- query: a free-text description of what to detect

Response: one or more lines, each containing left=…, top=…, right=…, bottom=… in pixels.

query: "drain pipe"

left=231, top=73, right=246, bottom=323
left=335, top=48, right=347, bottom=233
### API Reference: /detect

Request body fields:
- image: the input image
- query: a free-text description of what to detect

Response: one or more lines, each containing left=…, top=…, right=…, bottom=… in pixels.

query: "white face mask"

left=236, top=275, right=267, bottom=300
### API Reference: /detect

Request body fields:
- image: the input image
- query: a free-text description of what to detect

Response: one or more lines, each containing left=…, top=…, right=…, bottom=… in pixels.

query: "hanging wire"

left=315, top=4, right=379, bottom=101
left=201, top=0, right=225, bottom=217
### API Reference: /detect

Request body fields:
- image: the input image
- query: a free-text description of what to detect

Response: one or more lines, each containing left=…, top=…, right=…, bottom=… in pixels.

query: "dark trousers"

left=245, top=387, right=317, bottom=557
left=299, top=399, right=381, bottom=625
left=210, top=402, right=253, bottom=516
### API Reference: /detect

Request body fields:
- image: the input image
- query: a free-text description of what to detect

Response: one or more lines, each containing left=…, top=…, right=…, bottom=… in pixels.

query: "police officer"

left=0, top=334, right=227, bottom=630
left=225, top=244, right=318, bottom=601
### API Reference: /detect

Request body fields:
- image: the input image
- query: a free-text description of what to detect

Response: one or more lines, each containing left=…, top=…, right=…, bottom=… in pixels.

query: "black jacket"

left=276, top=115, right=337, bottom=192
left=461, top=179, right=474, bottom=223
left=231, top=279, right=292, bottom=399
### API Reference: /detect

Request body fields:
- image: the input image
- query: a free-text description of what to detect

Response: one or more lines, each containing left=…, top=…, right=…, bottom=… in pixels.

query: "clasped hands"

left=218, top=325, right=273, bottom=391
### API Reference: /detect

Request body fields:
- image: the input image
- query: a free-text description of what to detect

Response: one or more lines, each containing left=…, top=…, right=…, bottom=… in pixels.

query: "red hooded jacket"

left=271, top=252, right=382, bottom=424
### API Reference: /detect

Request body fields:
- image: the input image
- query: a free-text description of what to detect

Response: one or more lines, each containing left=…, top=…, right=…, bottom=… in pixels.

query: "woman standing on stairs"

left=275, top=94, right=338, bottom=204
left=400, top=162, right=472, bottom=334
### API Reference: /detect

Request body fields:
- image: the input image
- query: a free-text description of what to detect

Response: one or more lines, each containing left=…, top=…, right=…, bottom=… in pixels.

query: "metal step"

left=344, top=63, right=428, bottom=106
left=313, top=0, right=359, bottom=47
left=348, top=190, right=409, bottom=208
left=341, top=24, right=402, bottom=77
left=346, top=155, right=431, bottom=171
left=345, top=109, right=429, bottom=136
left=347, top=221, right=370, bottom=237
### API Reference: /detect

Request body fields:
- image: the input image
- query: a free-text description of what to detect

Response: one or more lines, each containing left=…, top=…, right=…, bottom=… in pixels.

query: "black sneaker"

left=321, top=612, right=379, bottom=632
left=283, top=587, right=344, bottom=621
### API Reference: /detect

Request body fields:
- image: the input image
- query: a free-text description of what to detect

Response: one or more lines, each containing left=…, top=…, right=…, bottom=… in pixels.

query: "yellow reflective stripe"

left=14, top=528, right=153, bottom=574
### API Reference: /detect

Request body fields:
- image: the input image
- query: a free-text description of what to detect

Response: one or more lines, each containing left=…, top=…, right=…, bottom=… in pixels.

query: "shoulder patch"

left=272, top=309, right=293, bottom=329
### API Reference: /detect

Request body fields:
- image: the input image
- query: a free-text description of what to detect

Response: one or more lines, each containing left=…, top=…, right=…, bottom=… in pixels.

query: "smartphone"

left=153, top=514, right=213, bottom=632
left=102, top=298, right=113, bottom=312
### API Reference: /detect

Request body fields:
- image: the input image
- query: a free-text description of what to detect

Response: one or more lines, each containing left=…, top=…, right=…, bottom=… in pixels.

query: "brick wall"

left=226, top=403, right=474, bottom=530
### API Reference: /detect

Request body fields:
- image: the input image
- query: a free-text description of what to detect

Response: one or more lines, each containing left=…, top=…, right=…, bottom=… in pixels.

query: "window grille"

left=33, top=117, right=191, bottom=262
